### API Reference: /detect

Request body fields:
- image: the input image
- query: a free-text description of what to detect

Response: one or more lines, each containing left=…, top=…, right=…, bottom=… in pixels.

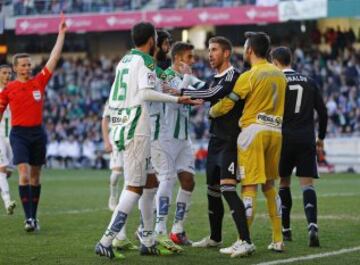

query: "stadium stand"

left=4, top=0, right=275, bottom=16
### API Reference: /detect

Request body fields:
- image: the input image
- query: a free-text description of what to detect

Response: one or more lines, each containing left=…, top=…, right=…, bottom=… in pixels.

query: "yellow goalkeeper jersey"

left=210, top=59, right=287, bottom=129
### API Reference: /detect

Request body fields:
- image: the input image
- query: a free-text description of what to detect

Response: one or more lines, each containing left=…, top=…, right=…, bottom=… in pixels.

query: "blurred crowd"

left=42, top=56, right=116, bottom=169
left=6, top=0, right=150, bottom=15
left=3, top=0, right=277, bottom=16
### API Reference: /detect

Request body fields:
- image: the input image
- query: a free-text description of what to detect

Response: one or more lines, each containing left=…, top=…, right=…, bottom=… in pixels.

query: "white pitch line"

left=41, top=207, right=108, bottom=215
left=254, top=246, right=360, bottom=265
left=255, top=213, right=360, bottom=221
left=259, top=192, right=360, bottom=201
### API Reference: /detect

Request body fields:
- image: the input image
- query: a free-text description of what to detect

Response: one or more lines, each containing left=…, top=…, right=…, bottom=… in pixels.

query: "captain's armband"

left=227, top=92, right=240, bottom=102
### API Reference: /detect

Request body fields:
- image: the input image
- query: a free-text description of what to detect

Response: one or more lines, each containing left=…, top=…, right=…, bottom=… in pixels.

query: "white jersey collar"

left=215, top=66, right=234, bottom=78
left=282, top=68, right=295, bottom=73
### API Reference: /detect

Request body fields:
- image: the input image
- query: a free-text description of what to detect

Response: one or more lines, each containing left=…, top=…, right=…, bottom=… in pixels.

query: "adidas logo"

left=305, top=203, right=314, bottom=209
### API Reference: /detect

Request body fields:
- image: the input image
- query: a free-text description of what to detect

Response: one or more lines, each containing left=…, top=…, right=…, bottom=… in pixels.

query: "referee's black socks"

left=302, top=185, right=317, bottom=231
left=19, top=185, right=33, bottom=219
left=221, top=184, right=251, bottom=244
left=279, top=186, right=292, bottom=230
left=207, top=185, right=224, bottom=242
left=31, top=185, right=41, bottom=220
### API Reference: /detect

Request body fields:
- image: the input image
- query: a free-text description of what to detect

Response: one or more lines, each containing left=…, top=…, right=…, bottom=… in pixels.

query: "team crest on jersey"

left=147, top=73, right=156, bottom=87
left=32, top=90, right=42, bottom=101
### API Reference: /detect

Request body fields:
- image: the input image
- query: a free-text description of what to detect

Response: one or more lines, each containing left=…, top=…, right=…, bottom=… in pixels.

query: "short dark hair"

left=270, top=47, right=292, bottom=66
left=12, top=53, right=30, bottom=66
left=244, top=32, right=271, bottom=58
left=208, top=36, right=233, bottom=53
left=131, top=22, right=156, bottom=47
left=157, top=30, right=171, bottom=48
left=0, top=64, right=11, bottom=70
left=170, top=41, right=194, bottom=61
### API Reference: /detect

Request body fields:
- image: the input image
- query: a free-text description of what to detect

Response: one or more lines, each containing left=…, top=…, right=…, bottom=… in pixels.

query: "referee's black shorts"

left=206, top=136, right=239, bottom=186
left=279, top=137, right=319, bottom=179
left=10, top=126, right=47, bottom=166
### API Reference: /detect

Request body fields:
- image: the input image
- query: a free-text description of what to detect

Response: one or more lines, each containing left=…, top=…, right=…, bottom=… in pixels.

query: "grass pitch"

left=1, top=170, right=360, bottom=265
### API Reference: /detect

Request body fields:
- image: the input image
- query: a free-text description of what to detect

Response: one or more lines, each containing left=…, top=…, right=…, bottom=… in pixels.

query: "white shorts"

left=0, top=137, right=13, bottom=168
left=151, top=139, right=194, bottom=181
left=109, top=148, right=124, bottom=170
left=123, top=136, right=151, bottom=187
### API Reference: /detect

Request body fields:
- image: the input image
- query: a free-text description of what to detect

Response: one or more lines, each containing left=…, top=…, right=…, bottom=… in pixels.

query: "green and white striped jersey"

left=162, top=67, right=204, bottom=140
left=149, top=66, right=167, bottom=141
left=108, top=49, right=157, bottom=151
left=0, top=87, right=10, bottom=138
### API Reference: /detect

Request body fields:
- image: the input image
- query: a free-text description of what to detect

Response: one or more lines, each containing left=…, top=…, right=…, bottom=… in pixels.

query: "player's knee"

left=280, top=177, right=291, bottom=188
left=145, top=173, right=159, bottom=189
left=126, top=185, right=143, bottom=195
left=179, top=172, right=194, bottom=191
left=261, top=180, right=275, bottom=193
left=301, top=184, right=315, bottom=192
left=299, top=177, right=314, bottom=188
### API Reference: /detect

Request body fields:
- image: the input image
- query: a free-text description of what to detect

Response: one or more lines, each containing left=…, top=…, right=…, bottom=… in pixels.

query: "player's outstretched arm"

left=45, top=15, right=67, bottom=73
left=210, top=71, right=251, bottom=118
left=140, top=89, right=203, bottom=105
left=209, top=95, right=235, bottom=118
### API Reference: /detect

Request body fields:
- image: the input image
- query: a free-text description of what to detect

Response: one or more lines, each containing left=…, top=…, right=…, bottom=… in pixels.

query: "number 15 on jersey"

left=112, top=68, right=129, bottom=101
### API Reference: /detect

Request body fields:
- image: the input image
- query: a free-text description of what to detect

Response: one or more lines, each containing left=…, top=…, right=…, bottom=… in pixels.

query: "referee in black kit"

left=270, top=47, right=328, bottom=247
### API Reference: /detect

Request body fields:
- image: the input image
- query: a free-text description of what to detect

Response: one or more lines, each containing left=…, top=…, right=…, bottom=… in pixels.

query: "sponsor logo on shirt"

left=32, top=90, right=42, bottom=101
left=147, top=72, right=156, bottom=87
left=256, top=112, right=282, bottom=128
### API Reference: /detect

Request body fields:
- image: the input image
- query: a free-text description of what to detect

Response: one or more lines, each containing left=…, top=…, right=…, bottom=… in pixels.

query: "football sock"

left=139, top=188, right=157, bottom=247
left=303, top=185, right=317, bottom=230
left=0, top=172, right=10, bottom=207
left=109, top=171, right=121, bottom=199
left=31, top=185, right=41, bottom=219
left=155, top=178, right=176, bottom=235
left=115, top=188, right=128, bottom=241
left=207, top=185, right=224, bottom=242
left=115, top=222, right=127, bottom=241
left=242, top=189, right=257, bottom=228
left=171, top=188, right=192, bottom=234
left=100, top=189, right=140, bottom=247
left=19, top=185, right=32, bottom=219
left=264, top=187, right=283, bottom=243
left=221, top=185, right=251, bottom=244
left=279, top=186, right=292, bottom=230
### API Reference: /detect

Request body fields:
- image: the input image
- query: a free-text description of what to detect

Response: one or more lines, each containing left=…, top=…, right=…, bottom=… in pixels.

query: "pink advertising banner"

left=15, top=6, right=279, bottom=35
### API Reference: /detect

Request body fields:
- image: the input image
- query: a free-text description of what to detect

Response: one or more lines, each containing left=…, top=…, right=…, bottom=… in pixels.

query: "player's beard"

left=149, top=43, right=156, bottom=57
left=156, top=49, right=167, bottom=62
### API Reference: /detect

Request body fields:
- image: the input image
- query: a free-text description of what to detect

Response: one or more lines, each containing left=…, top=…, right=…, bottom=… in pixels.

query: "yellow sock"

left=264, top=187, right=283, bottom=243
left=241, top=189, right=257, bottom=228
